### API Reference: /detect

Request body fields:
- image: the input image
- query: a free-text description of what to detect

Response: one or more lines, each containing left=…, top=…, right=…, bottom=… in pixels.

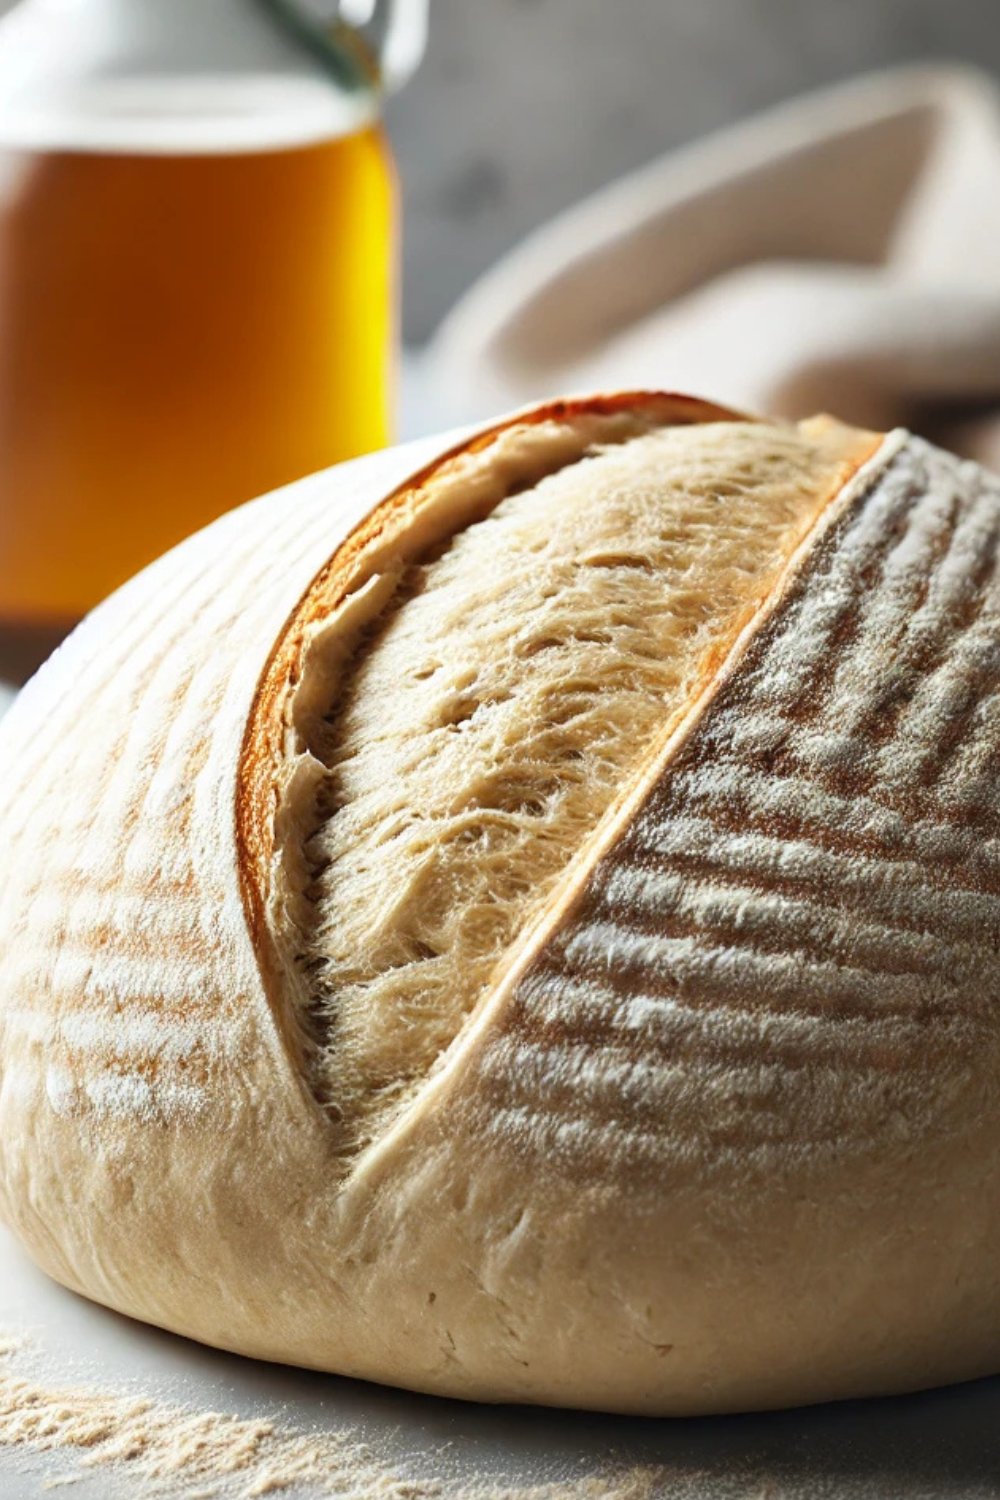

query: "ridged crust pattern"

left=468, top=434, right=1000, bottom=1184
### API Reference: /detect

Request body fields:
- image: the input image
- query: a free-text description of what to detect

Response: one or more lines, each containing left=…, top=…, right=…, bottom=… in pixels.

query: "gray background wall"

left=385, top=0, right=1000, bottom=343
left=2, top=0, right=998, bottom=344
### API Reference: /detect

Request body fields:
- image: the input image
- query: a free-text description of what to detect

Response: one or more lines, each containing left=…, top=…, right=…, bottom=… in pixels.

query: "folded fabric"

left=428, top=66, right=1000, bottom=466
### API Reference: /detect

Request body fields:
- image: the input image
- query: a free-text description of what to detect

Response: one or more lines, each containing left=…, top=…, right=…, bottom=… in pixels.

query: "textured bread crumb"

left=301, top=420, right=858, bottom=1149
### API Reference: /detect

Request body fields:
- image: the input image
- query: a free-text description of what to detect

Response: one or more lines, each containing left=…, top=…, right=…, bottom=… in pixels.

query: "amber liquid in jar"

left=0, top=125, right=395, bottom=679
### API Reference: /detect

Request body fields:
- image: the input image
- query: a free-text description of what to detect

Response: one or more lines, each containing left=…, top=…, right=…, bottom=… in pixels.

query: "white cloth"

left=428, top=66, right=1000, bottom=465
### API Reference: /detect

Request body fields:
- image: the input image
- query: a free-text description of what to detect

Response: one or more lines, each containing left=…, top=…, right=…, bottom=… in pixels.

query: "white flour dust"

left=0, top=1334, right=662, bottom=1499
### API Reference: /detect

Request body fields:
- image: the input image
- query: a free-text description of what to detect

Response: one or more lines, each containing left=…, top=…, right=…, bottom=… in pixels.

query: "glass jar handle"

left=340, top=0, right=428, bottom=91
left=256, top=0, right=428, bottom=94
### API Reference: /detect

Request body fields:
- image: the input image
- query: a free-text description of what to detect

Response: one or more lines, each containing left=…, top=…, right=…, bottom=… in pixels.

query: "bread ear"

left=239, top=393, right=751, bottom=1084
left=241, top=399, right=876, bottom=1158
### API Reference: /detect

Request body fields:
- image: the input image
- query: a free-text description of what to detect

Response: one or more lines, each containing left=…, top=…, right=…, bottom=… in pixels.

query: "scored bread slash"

left=242, top=395, right=878, bottom=1157
left=0, top=392, right=998, bottom=1417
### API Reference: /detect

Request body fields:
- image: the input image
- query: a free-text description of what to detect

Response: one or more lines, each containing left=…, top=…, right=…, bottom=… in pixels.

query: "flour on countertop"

left=0, top=1335, right=662, bottom=1499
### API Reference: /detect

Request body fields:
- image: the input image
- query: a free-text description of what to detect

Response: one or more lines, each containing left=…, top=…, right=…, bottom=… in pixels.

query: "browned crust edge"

left=235, top=392, right=750, bottom=1081
left=234, top=391, right=883, bottom=1137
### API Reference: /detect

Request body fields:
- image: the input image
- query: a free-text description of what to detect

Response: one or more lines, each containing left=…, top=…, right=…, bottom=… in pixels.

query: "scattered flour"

left=0, top=1334, right=662, bottom=1499
left=0, top=1333, right=990, bottom=1500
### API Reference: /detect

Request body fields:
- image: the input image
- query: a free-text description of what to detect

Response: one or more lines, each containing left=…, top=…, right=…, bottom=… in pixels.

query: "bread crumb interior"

left=293, top=418, right=866, bottom=1149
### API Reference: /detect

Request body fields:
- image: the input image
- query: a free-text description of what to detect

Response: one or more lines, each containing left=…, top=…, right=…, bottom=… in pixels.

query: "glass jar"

left=0, top=0, right=426, bottom=679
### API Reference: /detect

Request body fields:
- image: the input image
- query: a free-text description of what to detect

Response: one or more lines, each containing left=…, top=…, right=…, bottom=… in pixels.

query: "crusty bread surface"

left=3, top=393, right=1000, bottom=1416
left=296, top=418, right=868, bottom=1152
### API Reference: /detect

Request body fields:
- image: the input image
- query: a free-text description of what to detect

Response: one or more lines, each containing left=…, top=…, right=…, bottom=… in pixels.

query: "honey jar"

left=0, top=0, right=425, bottom=678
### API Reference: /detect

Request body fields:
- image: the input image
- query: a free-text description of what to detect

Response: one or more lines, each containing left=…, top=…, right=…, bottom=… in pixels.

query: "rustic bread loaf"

left=0, top=392, right=998, bottom=1416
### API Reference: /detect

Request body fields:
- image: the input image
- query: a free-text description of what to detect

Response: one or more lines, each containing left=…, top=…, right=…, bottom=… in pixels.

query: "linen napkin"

left=428, top=66, right=1000, bottom=466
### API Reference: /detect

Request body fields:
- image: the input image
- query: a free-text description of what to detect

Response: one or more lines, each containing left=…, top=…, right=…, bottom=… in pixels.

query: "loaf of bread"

left=1, top=392, right=999, bottom=1416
